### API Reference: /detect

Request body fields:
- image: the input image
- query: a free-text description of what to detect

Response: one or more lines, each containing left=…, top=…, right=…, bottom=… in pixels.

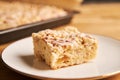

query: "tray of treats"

left=0, top=0, right=75, bottom=44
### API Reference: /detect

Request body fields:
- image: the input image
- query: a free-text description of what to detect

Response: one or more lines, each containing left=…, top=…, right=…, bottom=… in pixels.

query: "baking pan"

left=0, top=12, right=74, bottom=44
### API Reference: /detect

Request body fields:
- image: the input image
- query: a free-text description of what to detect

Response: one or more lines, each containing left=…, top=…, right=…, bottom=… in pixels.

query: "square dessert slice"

left=32, top=27, right=98, bottom=69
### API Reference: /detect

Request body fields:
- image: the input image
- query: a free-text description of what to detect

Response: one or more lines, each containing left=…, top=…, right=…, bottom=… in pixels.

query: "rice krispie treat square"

left=32, top=27, right=98, bottom=69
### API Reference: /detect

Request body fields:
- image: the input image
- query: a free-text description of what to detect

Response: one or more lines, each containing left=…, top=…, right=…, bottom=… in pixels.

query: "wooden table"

left=0, top=3, right=120, bottom=80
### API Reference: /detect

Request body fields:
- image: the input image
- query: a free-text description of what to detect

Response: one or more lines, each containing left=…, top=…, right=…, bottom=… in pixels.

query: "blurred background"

left=83, top=0, right=120, bottom=3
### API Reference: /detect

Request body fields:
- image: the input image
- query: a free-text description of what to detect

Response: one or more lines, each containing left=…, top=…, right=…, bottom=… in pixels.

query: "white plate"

left=2, top=35, right=120, bottom=80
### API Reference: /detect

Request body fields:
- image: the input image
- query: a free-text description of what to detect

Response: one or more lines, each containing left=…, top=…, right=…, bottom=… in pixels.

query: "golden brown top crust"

left=32, top=27, right=97, bottom=50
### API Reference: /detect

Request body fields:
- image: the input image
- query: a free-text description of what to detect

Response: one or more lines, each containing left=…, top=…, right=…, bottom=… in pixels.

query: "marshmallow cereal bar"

left=32, top=27, right=98, bottom=69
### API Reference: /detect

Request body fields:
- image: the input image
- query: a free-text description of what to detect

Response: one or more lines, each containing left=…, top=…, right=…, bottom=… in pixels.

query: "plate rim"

left=1, top=57, right=120, bottom=80
left=1, top=34, right=120, bottom=80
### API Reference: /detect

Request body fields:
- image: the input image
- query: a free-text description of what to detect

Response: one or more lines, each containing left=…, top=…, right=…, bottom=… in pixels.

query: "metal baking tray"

left=0, top=12, right=74, bottom=44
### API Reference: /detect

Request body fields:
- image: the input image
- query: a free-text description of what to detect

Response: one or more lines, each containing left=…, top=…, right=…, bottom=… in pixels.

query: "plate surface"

left=2, top=35, right=120, bottom=79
